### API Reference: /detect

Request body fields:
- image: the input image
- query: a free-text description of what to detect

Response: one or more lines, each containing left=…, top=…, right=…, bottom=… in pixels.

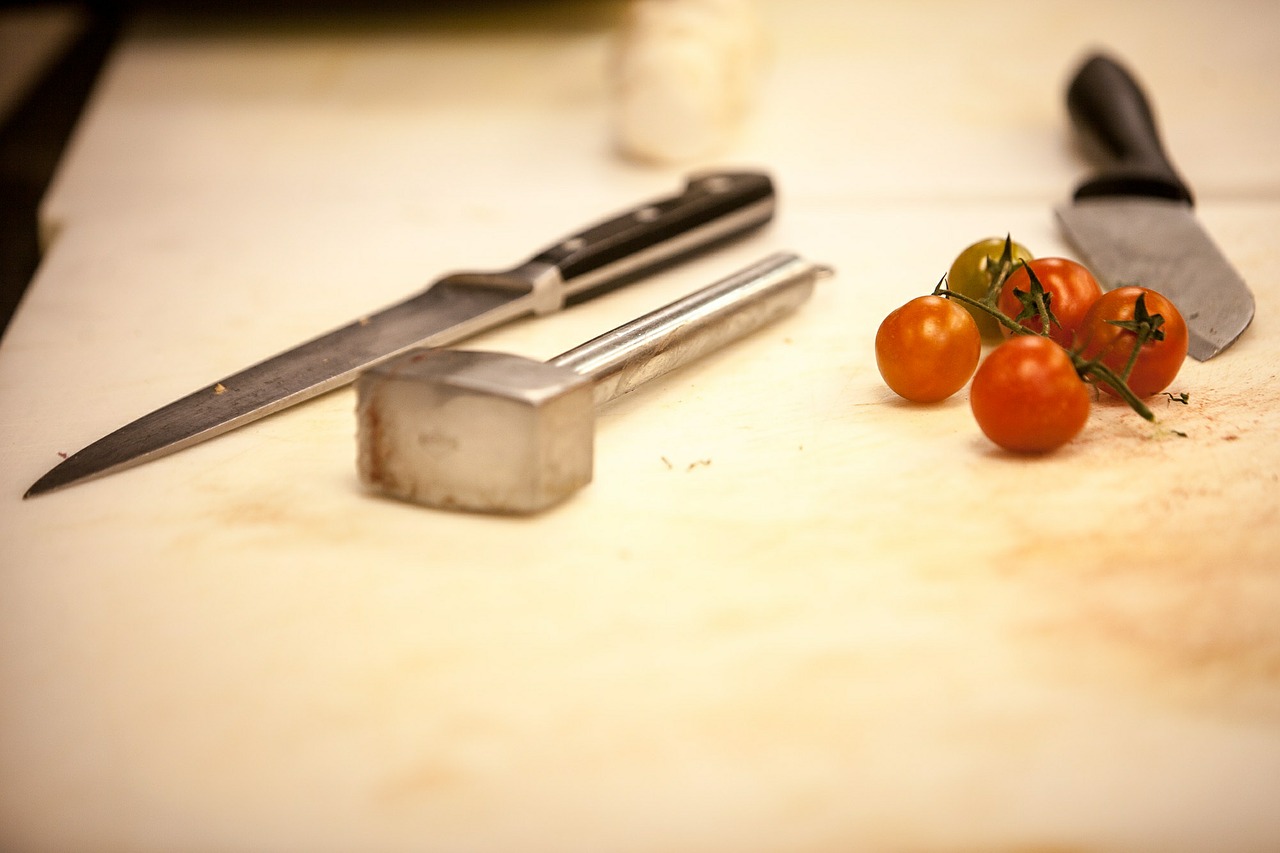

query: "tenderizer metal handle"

left=550, top=252, right=829, bottom=407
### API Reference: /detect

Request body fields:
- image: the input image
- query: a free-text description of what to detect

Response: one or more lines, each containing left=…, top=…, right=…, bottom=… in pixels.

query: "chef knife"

left=25, top=170, right=775, bottom=498
left=1054, top=52, right=1254, bottom=361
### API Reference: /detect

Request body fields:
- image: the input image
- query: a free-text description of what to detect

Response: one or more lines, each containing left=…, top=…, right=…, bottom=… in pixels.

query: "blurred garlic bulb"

left=611, top=0, right=767, bottom=164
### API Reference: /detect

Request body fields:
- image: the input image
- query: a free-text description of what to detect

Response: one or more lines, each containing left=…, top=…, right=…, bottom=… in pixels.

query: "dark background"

left=1, top=2, right=120, bottom=337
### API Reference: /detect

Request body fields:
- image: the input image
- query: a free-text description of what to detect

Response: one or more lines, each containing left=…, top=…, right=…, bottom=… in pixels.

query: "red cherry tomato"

left=1078, top=286, right=1189, bottom=398
left=970, top=335, right=1091, bottom=453
left=998, top=258, right=1103, bottom=347
left=875, top=295, right=981, bottom=403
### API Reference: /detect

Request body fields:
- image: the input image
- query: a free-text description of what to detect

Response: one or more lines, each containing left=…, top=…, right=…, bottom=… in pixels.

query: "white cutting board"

left=3, top=2, right=1280, bottom=851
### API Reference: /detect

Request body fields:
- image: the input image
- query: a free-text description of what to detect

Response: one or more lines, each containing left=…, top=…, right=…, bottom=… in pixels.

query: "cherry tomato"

left=876, top=295, right=981, bottom=403
left=969, top=335, right=1091, bottom=453
left=947, top=237, right=1034, bottom=340
left=1078, top=286, right=1188, bottom=398
left=997, top=257, right=1103, bottom=347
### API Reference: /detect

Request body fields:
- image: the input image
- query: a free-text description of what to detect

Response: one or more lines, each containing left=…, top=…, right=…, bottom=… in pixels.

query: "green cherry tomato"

left=947, top=237, right=1034, bottom=340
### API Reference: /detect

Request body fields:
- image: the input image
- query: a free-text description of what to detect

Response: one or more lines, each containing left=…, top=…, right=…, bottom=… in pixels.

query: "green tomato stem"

left=1109, top=293, right=1166, bottom=383
left=1118, top=328, right=1148, bottom=382
left=983, top=236, right=1021, bottom=304
left=1032, top=288, right=1052, bottom=337
left=934, top=283, right=1156, bottom=422
left=931, top=286, right=1027, bottom=336
left=1073, top=359, right=1155, bottom=421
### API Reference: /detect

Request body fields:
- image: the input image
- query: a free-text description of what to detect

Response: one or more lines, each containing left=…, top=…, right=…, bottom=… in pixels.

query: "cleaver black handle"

left=1066, top=53, right=1194, bottom=205
left=530, top=171, right=777, bottom=306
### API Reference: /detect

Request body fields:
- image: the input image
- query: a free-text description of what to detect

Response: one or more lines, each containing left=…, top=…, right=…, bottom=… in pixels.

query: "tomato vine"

left=936, top=266, right=1157, bottom=417
left=875, top=234, right=1190, bottom=454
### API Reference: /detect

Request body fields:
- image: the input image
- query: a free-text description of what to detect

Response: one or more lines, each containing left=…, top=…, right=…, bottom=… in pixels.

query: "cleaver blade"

left=1053, top=52, right=1254, bottom=362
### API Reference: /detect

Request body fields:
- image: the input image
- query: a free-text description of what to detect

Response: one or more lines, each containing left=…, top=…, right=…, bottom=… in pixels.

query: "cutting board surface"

left=3, top=2, right=1280, bottom=851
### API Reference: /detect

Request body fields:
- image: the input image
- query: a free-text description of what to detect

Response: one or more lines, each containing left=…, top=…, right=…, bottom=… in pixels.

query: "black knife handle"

left=1067, top=53, right=1193, bottom=204
left=530, top=171, right=776, bottom=306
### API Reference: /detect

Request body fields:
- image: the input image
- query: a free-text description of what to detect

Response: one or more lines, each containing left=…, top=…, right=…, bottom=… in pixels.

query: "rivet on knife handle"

left=1066, top=52, right=1193, bottom=204
left=24, top=171, right=776, bottom=498
left=538, top=171, right=776, bottom=307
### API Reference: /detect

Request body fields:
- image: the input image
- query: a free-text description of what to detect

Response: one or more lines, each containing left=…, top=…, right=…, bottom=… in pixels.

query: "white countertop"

left=3, top=2, right=1280, bottom=850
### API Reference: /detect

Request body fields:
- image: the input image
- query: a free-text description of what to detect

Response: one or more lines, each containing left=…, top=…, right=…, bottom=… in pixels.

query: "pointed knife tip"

left=23, top=476, right=56, bottom=500
left=23, top=464, right=81, bottom=499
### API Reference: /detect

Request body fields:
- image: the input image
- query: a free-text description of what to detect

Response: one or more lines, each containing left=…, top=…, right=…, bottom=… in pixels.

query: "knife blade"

left=25, top=170, right=776, bottom=498
left=1053, top=52, right=1254, bottom=361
